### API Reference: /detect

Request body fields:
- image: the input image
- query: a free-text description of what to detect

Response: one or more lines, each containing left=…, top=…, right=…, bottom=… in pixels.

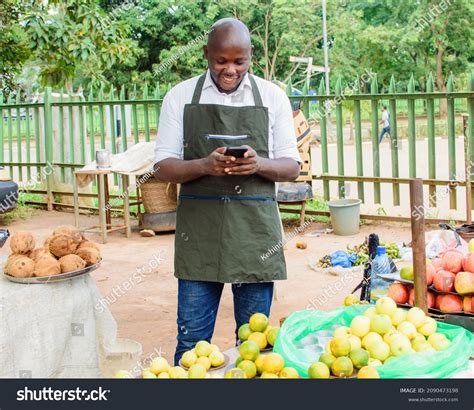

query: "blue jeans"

left=378, top=126, right=391, bottom=143
left=174, top=279, right=274, bottom=365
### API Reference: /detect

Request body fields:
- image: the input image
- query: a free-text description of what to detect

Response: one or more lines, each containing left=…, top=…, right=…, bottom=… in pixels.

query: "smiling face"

left=204, top=44, right=252, bottom=93
left=204, top=19, right=253, bottom=94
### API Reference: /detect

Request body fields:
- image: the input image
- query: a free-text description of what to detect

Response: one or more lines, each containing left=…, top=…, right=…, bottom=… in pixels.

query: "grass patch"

left=280, top=197, right=330, bottom=223
left=0, top=194, right=39, bottom=225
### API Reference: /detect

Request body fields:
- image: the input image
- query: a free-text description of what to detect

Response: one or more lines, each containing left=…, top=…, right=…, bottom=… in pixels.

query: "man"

left=154, top=18, right=301, bottom=364
left=378, top=105, right=390, bottom=143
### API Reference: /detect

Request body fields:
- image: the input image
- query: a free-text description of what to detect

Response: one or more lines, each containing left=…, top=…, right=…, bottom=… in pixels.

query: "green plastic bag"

left=273, top=305, right=474, bottom=378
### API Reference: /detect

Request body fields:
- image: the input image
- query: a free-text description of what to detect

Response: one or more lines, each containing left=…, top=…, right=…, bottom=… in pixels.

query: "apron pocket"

left=205, top=134, right=249, bottom=141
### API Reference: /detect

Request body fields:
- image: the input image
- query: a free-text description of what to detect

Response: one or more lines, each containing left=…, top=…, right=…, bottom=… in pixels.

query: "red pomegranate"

left=387, top=283, right=409, bottom=304
left=408, top=288, right=435, bottom=308
left=433, top=270, right=455, bottom=292
left=462, top=253, right=474, bottom=273
left=463, top=296, right=473, bottom=313
left=427, top=291, right=436, bottom=309
left=426, top=264, right=435, bottom=286
left=432, top=257, right=443, bottom=269
left=441, top=250, right=464, bottom=274
left=436, top=294, right=463, bottom=313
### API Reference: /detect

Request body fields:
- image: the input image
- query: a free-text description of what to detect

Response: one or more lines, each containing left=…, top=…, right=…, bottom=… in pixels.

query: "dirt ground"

left=1, top=210, right=418, bottom=363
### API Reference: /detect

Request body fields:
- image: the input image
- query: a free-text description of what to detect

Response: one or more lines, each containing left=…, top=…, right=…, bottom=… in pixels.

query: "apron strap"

left=191, top=72, right=265, bottom=107
left=248, top=75, right=264, bottom=107
left=191, top=74, right=207, bottom=104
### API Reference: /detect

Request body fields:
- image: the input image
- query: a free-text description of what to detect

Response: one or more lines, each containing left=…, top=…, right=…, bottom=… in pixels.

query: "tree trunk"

left=435, top=42, right=447, bottom=118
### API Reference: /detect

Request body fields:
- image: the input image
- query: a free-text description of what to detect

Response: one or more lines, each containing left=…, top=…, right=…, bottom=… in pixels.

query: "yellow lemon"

left=249, top=313, right=269, bottom=332
left=279, top=367, right=300, bottom=378
left=181, top=350, right=197, bottom=368
left=357, top=366, right=380, bottom=379
left=224, top=368, right=246, bottom=379
left=262, top=353, right=285, bottom=374
left=239, top=340, right=260, bottom=361
left=196, top=356, right=211, bottom=370
left=308, top=362, right=330, bottom=378
left=260, top=372, right=279, bottom=379
left=248, top=332, right=267, bottom=350
left=194, top=340, right=212, bottom=357
left=237, top=359, right=257, bottom=378
left=209, top=351, right=225, bottom=367
left=187, top=363, right=207, bottom=379
left=238, top=324, right=252, bottom=342
left=149, top=357, right=170, bottom=375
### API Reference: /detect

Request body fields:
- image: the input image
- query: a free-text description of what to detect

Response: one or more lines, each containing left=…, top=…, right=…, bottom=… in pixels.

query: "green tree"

left=0, top=1, right=31, bottom=95
left=23, top=0, right=139, bottom=90
left=100, top=0, right=217, bottom=86
left=220, top=0, right=323, bottom=84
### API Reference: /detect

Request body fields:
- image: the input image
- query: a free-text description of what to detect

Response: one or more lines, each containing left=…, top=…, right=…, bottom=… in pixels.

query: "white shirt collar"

left=203, top=69, right=252, bottom=96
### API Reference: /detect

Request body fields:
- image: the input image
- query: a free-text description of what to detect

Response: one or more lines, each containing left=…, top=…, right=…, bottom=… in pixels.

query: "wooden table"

left=73, top=169, right=131, bottom=243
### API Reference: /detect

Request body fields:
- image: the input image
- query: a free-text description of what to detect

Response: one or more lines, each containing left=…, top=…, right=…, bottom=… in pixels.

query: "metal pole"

left=306, top=57, right=313, bottom=91
left=409, top=178, right=428, bottom=313
left=322, top=0, right=330, bottom=95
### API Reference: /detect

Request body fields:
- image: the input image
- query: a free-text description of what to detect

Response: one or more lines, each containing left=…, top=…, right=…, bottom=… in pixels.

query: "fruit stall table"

left=0, top=267, right=117, bottom=378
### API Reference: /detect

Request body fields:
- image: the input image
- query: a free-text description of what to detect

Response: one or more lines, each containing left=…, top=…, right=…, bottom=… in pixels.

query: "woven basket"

left=140, top=178, right=178, bottom=213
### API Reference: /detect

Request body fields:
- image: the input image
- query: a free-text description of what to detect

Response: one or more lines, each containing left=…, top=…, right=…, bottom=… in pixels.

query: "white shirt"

left=382, top=110, right=390, bottom=128
left=155, top=70, right=301, bottom=163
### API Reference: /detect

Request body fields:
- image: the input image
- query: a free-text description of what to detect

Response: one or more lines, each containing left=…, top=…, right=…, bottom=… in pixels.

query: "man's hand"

left=223, top=145, right=261, bottom=176
left=203, top=147, right=235, bottom=176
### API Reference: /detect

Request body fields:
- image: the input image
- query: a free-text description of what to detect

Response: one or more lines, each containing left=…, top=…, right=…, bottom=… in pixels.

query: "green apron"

left=174, top=73, right=287, bottom=283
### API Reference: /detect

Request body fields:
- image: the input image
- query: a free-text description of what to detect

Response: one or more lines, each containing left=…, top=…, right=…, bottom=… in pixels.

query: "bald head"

left=204, top=18, right=253, bottom=94
left=208, top=18, right=252, bottom=50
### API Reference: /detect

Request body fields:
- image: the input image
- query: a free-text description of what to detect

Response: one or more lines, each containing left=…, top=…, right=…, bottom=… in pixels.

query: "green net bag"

left=273, top=304, right=474, bottom=378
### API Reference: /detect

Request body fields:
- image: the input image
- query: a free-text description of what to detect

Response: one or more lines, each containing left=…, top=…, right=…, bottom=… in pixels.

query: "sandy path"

left=0, top=210, right=419, bottom=363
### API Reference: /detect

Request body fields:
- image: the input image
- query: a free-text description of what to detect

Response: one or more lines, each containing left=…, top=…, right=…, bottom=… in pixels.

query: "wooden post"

left=409, top=178, right=428, bottom=313
left=465, top=131, right=472, bottom=224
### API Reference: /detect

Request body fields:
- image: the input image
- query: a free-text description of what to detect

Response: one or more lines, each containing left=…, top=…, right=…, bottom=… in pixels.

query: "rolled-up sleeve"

left=155, top=90, right=183, bottom=162
left=272, top=88, right=301, bottom=163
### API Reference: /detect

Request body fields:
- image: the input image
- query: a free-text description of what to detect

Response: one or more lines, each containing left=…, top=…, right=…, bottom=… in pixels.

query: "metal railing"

left=1, top=73, right=473, bottom=221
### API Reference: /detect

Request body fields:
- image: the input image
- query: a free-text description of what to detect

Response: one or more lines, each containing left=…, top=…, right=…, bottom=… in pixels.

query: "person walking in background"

left=378, top=105, right=391, bottom=143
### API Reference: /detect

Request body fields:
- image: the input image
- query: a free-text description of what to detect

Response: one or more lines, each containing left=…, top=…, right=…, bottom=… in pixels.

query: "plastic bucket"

left=328, top=198, right=362, bottom=236
left=100, top=338, right=143, bottom=378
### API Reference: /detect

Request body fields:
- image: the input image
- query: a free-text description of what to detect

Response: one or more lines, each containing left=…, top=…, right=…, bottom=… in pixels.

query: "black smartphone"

left=225, top=146, right=247, bottom=158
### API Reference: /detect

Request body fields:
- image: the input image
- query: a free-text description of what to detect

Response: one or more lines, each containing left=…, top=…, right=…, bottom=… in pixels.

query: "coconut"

left=34, top=255, right=61, bottom=277
left=52, top=225, right=84, bottom=243
left=48, top=233, right=79, bottom=258
left=9, top=231, right=35, bottom=255
left=76, top=247, right=100, bottom=266
left=58, top=254, right=86, bottom=273
left=5, top=255, right=35, bottom=278
left=29, top=247, right=53, bottom=262
left=78, top=240, right=100, bottom=253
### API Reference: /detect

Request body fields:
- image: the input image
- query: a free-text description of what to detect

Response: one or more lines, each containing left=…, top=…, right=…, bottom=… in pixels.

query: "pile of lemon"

left=237, top=313, right=280, bottom=350
left=308, top=296, right=447, bottom=379
left=114, top=357, right=191, bottom=379
left=225, top=340, right=299, bottom=378
left=180, top=340, right=226, bottom=377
